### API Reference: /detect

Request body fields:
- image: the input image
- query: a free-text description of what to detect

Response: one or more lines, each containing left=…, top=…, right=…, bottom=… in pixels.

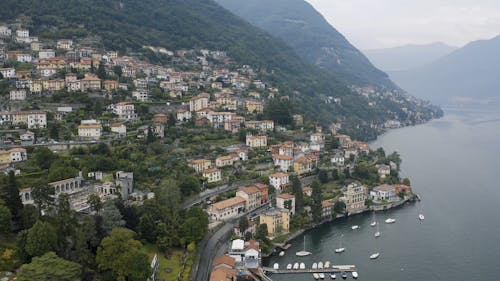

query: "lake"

left=265, top=106, right=500, bottom=280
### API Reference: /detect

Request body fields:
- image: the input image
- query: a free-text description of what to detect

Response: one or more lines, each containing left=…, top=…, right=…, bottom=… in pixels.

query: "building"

left=208, top=196, right=246, bottom=221
left=216, top=155, right=234, bottom=168
left=12, top=111, right=47, bottom=129
left=81, top=77, right=102, bottom=91
left=322, top=201, right=334, bottom=219
left=224, top=119, right=241, bottom=133
left=269, top=172, right=289, bottom=192
left=236, top=186, right=262, bottom=211
left=245, top=120, right=274, bottom=132
left=244, top=240, right=261, bottom=268
left=116, top=171, right=134, bottom=200
left=78, top=123, right=102, bottom=140
left=0, top=68, right=15, bottom=78
left=10, top=89, right=27, bottom=101
left=188, top=159, right=211, bottom=173
left=103, top=80, right=119, bottom=91
left=245, top=100, right=264, bottom=114
left=246, top=135, right=267, bottom=148
left=111, top=122, right=127, bottom=136
left=259, top=208, right=290, bottom=237
left=0, top=148, right=28, bottom=164
left=276, top=193, right=295, bottom=215
left=293, top=156, right=314, bottom=175
left=57, top=39, right=73, bottom=50
left=176, top=108, right=192, bottom=122
left=331, top=151, right=345, bottom=166
left=17, top=54, right=32, bottom=63
left=39, top=49, right=56, bottom=59
left=343, top=182, right=366, bottom=213
left=377, top=164, right=391, bottom=179
left=132, top=90, right=149, bottom=102
left=203, top=168, right=222, bottom=183
left=112, top=102, right=137, bottom=120
left=370, top=184, right=397, bottom=201
left=189, top=93, right=210, bottom=112
left=272, top=154, right=294, bottom=172
left=310, top=132, right=326, bottom=144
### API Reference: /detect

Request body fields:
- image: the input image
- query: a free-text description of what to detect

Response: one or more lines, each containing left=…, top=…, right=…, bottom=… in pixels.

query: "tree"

left=0, top=203, right=12, bottom=234
left=100, top=200, right=125, bottom=233
left=256, top=223, right=268, bottom=240
left=48, top=122, right=60, bottom=140
left=96, top=228, right=150, bottom=281
left=146, top=126, right=155, bottom=144
left=0, top=171, right=23, bottom=228
left=72, top=217, right=99, bottom=280
left=311, top=181, right=322, bottom=222
left=238, top=217, right=249, bottom=234
left=25, top=221, right=57, bottom=257
left=138, top=214, right=156, bottom=243
left=333, top=201, right=346, bottom=216
left=113, top=65, right=123, bottom=77
left=290, top=175, right=304, bottom=214
left=402, top=178, right=411, bottom=186
left=87, top=194, right=102, bottom=214
left=31, top=184, right=54, bottom=217
left=97, top=61, right=106, bottom=79
left=17, top=252, right=82, bottom=281
left=32, top=147, right=57, bottom=170
left=318, top=170, right=329, bottom=184
left=179, top=175, right=200, bottom=196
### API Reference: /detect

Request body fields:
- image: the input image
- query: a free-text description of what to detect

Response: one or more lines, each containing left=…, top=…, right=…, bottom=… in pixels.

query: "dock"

left=263, top=265, right=357, bottom=274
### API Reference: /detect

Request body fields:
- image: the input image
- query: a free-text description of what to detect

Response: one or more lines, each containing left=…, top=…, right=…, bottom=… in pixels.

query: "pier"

left=263, top=265, right=357, bottom=274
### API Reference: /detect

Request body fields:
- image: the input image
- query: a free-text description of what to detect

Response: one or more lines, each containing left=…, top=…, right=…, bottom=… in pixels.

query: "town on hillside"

left=0, top=25, right=415, bottom=281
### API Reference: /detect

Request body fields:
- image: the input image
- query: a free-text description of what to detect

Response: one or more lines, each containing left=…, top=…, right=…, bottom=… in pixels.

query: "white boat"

left=351, top=225, right=359, bottom=230
left=287, top=264, right=292, bottom=270
left=312, top=263, right=318, bottom=269
left=352, top=271, right=359, bottom=279
left=370, top=211, right=377, bottom=226
left=324, top=261, right=331, bottom=269
left=313, top=273, right=320, bottom=280
left=319, top=273, right=325, bottom=279
left=341, top=272, right=347, bottom=279
left=330, top=273, right=336, bottom=279
left=273, top=263, right=279, bottom=270
left=279, top=251, right=285, bottom=256
left=318, top=261, right=324, bottom=269
left=335, top=234, right=345, bottom=253
left=374, top=223, right=381, bottom=238
left=385, top=218, right=396, bottom=224
left=296, top=236, right=312, bottom=256
left=293, top=263, right=299, bottom=270
left=370, top=252, right=380, bottom=259
left=300, top=263, right=306, bottom=269
left=419, top=214, right=425, bottom=220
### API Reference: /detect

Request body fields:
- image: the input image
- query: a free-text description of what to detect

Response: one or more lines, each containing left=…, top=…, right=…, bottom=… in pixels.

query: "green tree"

left=25, top=221, right=57, bottom=257
left=72, top=217, right=99, bottom=279
left=31, top=184, right=54, bottom=217
left=18, top=252, right=82, bottom=281
left=256, top=223, right=268, bottom=240
left=179, top=175, right=200, bottom=196
left=100, top=200, right=125, bottom=233
left=146, top=126, right=155, bottom=144
left=290, top=175, right=304, bottom=214
left=238, top=216, right=249, bottom=234
left=97, top=61, right=106, bottom=80
left=333, top=201, right=346, bottom=216
left=113, top=65, right=123, bottom=77
left=87, top=193, right=102, bottom=214
left=318, top=170, right=329, bottom=183
left=311, top=181, right=322, bottom=222
left=0, top=171, right=23, bottom=228
left=138, top=214, right=157, bottom=243
left=48, top=122, right=60, bottom=140
left=402, top=178, right=411, bottom=186
left=96, top=228, right=150, bottom=281
left=0, top=203, right=12, bottom=234
left=32, top=147, right=57, bottom=170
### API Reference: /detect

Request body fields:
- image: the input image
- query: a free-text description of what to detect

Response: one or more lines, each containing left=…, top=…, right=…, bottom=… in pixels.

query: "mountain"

left=388, top=36, right=500, bottom=105
left=364, top=42, right=457, bottom=71
left=215, top=0, right=396, bottom=90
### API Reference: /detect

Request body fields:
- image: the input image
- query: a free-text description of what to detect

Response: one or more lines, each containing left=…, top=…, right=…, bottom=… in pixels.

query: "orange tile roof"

left=212, top=196, right=246, bottom=211
left=212, top=255, right=235, bottom=267
left=238, top=185, right=260, bottom=195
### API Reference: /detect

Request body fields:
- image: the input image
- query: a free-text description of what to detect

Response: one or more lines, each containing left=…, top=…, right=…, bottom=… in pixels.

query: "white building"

left=78, top=123, right=102, bottom=140
left=276, top=193, right=295, bottom=215
left=17, top=54, right=32, bottom=63
left=207, top=196, right=246, bottom=221
left=112, top=102, right=137, bottom=120
left=269, top=172, right=289, bottom=192
left=203, top=168, right=222, bottom=183
left=246, top=135, right=267, bottom=148
left=0, top=68, right=15, bottom=78
left=176, top=108, right=192, bottom=122
left=111, top=123, right=127, bottom=136
left=370, top=184, right=397, bottom=201
left=331, top=151, right=345, bottom=166
left=10, top=89, right=27, bottom=101
left=39, top=49, right=56, bottom=59
left=272, top=154, right=294, bottom=172
left=132, top=90, right=149, bottom=102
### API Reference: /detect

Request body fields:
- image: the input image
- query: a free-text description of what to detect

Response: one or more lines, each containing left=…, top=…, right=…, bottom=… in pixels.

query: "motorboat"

left=273, top=263, right=279, bottom=270
left=370, top=252, right=380, bottom=259
left=286, top=264, right=292, bottom=270
left=324, top=261, right=331, bottom=269
left=312, top=263, right=318, bottom=269
left=318, top=261, right=324, bottom=269
left=300, top=263, right=306, bottom=269
left=370, top=221, right=377, bottom=227
left=335, top=234, right=345, bottom=253
left=352, top=271, right=359, bottom=279
left=279, top=251, right=285, bottom=256
left=385, top=218, right=396, bottom=224
left=319, top=273, right=325, bottom=279
left=341, top=272, right=347, bottom=279
left=419, top=214, right=425, bottom=220
left=351, top=225, right=359, bottom=230
left=313, top=273, right=320, bottom=280
left=330, top=273, right=336, bottom=279
left=374, top=223, right=381, bottom=237
left=293, top=263, right=299, bottom=270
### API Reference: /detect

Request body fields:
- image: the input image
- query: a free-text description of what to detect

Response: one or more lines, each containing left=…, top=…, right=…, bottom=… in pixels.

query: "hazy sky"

left=307, top=0, right=500, bottom=49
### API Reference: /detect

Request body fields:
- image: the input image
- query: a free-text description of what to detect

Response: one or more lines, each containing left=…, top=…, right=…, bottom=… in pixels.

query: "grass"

left=144, top=244, right=185, bottom=281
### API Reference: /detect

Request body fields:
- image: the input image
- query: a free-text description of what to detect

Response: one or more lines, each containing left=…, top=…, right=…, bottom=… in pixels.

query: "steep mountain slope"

left=364, top=42, right=457, bottom=71
left=215, top=0, right=396, bottom=90
left=389, top=36, right=500, bottom=105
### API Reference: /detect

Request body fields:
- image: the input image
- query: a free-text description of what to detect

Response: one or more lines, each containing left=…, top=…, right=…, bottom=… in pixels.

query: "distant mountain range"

left=364, top=42, right=457, bottom=71
left=387, top=36, right=500, bottom=105
left=215, top=0, right=397, bottom=90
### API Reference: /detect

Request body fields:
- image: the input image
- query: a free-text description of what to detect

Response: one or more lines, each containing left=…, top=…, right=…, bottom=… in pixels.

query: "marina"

left=263, top=265, right=357, bottom=274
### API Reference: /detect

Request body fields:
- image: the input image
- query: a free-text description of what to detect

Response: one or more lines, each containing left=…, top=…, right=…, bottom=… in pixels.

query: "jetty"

left=263, top=265, right=357, bottom=274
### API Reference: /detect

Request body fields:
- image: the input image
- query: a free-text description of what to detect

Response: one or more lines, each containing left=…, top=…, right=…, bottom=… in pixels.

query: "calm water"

left=266, top=107, right=500, bottom=280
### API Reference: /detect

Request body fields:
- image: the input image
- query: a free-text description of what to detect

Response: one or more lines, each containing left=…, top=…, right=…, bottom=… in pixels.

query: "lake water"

left=265, top=106, right=500, bottom=280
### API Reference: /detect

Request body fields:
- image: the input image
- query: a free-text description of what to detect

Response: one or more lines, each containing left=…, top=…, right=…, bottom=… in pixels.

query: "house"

left=293, top=114, right=303, bottom=126
left=81, top=77, right=102, bottom=91
left=224, top=119, right=241, bottom=133
left=17, top=54, right=32, bottom=63
left=12, top=111, right=47, bottom=129
left=276, top=193, right=295, bottom=215
left=331, top=151, right=345, bottom=166
left=0, top=26, right=11, bottom=37
left=244, top=240, right=261, bottom=268
left=344, top=148, right=358, bottom=159
left=209, top=267, right=236, bottom=281
left=302, top=186, right=313, bottom=197
left=310, top=133, right=325, bottom=144
left=0, top=68, right=15, bottom=78
left=245, top=120, right=274, bottom=132
left=212, top=255, right=236, bottom=270
left=236, top=186, right=262, bottom=211
left=188, top=159, right=211, bottom=173
left=57, top=39, right=73, bottom=50
left=189, top=93, right=210, bottom=112
left=207, top=111, right=235, bottom=128
left=10, top=89, right=27, bottom=101
left=246, top=135, right=267, bottom=148
left=132, top=90, right=149, bottom=101
left=370, top=184, right=397, bottom=201
left=39, top=49, right=56, bottom=59
left=322, top=201, right=334, bottom=219
left=216, top=155, right=234, bottom=168
left=207, top=196, right=246, bottom=221
left=203, top=168, right=222, bottom=183
left=233, top=149, right=248, bottom=161
left=0, top=148, right=28, bottom=163
left=245, top=100, right=263, bottom=114
left=103, top=80, right=119, bottom=91
left=228, top=239, right=245, bottom=262
left=335, top=134, right=352, bottom=148
left=269, top=172, right=289, bottom=192
left=78, top=123, right=102, bottom=140
left=293, top=156, right=314, bottom=175
left=254, top=183, right=269, bottom=204
left=112, top=102, right=137, bottom=120
left=272, top=154, right=294, bottom=172
left=111, top=122, right=127, bottom=136
left=176, top=108, right=192, bottom=122
left=20, top=131, right=35, bottom=142
left=259, top=208, right=290, bottom=237
left=376, top=164, right=391, bottom=179
left=116, top=171, right=134, bottom=200
left=342, top=182, right=366, bottom=213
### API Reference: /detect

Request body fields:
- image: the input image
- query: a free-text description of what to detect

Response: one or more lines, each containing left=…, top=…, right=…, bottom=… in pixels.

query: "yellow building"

left=0, top=150, right=11, bottom=165
left=188, top=159, right=212, bottom=173
left=293, top=156, right=314, bottom=175
left=245, top=100, right=264, bottom=114
left=259, top=208, right=290, bottom=237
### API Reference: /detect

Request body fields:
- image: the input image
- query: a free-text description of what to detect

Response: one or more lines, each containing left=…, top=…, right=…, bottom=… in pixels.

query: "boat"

left=374, top=223, right=381, bottom=238
left=324, top=261, right=331, bottom=269
left=352, top=271, right=359, bottom=279
left=370, top=211, right=377, bottom=226
left=287, top=264, right=292, bottom=270
left=385, top=218, right=396, bottom=224
left=318, top=261, right=324, bottom=269
left=335, top=234, right=345, bottom=253
left=351, top=225, right=359, bottom=230
left=341, top=272, right=347, bottom=279
left=319, top=273, right=325, bottom=279
left=419, top=214, right=425, bottom=220
left=293, top=263, right=299, bottom=270
left=273, top=263, right=279, bottom=270
left=296, top=236, right=312, bottom=256
left=370, top=252, right=380, bottom=259
left=312, top=263, right=318, bottom=269
left=300, top=263, right=306, bottom=269
left=313, top=273, right=320, bottom=280
left=330, top=273, right=336, bottom=279
left=279, top=251, right=285, bottom=256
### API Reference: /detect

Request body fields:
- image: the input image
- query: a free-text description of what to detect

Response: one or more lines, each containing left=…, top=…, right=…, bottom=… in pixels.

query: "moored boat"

left=287, top=264, right=292, bottom=270
left=293, top=263, right=299, bottom=270
left=313, top=273, right=320, bottom=280
left=312, top=262, right=318, bottom=269
left=370, top=252, right=380, bottom=259
left=324, top=261, right=331, bottom=269
left=352, top=271, right=359, bottom=279
left=300, top=263, right=306, bottom=269
left=318, top=261, right=324, bottom=269
left=385, top=218, right=396, bottom=224
left=351, top=225, right=359, bottom=230
left=419, top=214, right=425, bottom=220
left=279, top=251, right=285, bottom=256
left=341, top=272, right=347, bottom=279
left=319, top=273, right=325, bottom=279
left=330, top=273, right=336, bottom=279
left=273, top=263, right=279, bottom=270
